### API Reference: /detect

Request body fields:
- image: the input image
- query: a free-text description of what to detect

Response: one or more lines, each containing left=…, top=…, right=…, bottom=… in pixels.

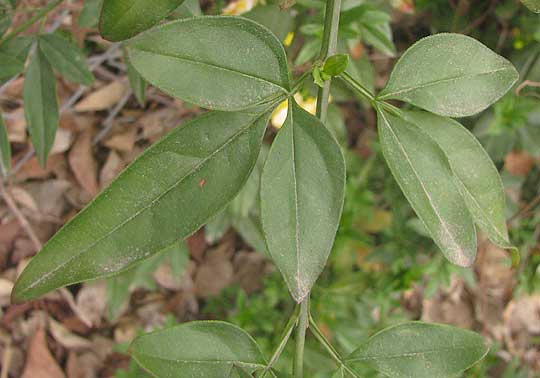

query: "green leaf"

left=0, top=112, right=10, bottom=177
left=346, top=322, right=489, bottom=378
left=131, top=321, right=266, bottom=378
left=126, top=16, right=290, bottom=111
left=261, top=100, right=346, bottom=302
left=39, top=33, right=95, bottom=86
left=403, top=110, right=512, bottom=249
left=0, top=36, right=33, bottom=85
left=378, top=33, right=519, bottom=117
left=99, top=0, right=186, bottom=41
left=11, top=110, right=269, bottom=302
left=323, top=54, right=349, bottom=77
left=124, top=47, right=147, bottom=106
left=79, top=0, right=103, bottom=28
left=521, top=0, right=540, bottom=12
left=376, top=107, right=477, bottom=267
left=23, top=48, right=59, bottom=167
left=0, top=12, right=11, bottom=36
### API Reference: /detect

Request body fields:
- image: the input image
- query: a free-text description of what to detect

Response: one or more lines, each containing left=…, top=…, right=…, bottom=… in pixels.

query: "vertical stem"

left=293, top=298, right=309, bottom=378
left=0, top=0, right=64, bottom=47
left=316, top=0, right=342, bottom=122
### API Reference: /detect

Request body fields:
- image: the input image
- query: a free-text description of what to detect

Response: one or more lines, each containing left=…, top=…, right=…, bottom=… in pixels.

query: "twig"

left=509, top=191, right=540, bottom=222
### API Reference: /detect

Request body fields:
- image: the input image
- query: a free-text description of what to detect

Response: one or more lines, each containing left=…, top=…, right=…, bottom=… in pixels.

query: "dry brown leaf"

left=15, top=154, right=65, bottom=181
left=5, top=108, right=26, bottom=143
left=504, top=151, right=535, bottom=177
left=50, top=128, right=74, bottom=155
left=10, top=186, right=40, bottom=214
left=76, top=283, right=107, bottom=327
left=75, top=81, right=128, bottom=112
left=194, top=243, right=234, bottom=298
left=0, top=277, right=14, bottom=306
left=103, top=127, right=137, bottom=152
left=66, top=352, right=102, bottom=378
left=138, top=107, right=183, bottom=142
left=503, top=295, right=540, bottom=355
left=69, top=129, right=98, bottom=196
left=153, top=262, right=183, bottom=291
left=49, top=318, right=93, bottom=350
left=233, top=251, right=268, bottom=294
left=99, top=151, right=124, bottom=189
left=21, top=327, right=65, bottom=378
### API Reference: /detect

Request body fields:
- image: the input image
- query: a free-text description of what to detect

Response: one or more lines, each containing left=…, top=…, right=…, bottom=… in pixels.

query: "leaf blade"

left=38, top=33, right=95, bottom=86
left=346, top=322, right=488, bottom=378
left=99, top=0, right=186, bottom=41
left=403, top=110, right=511, bottom=248
left=261, top=101, right=346, bottom=302
left=12, top=110, right=269, bottom=302
left=377, top=107, right=477, bottom=266
left=131, top=321, right=266, bottom=378
left=126, top=16, right=290, bottom=111
left=23, top=47, right=59, bottom=167
left=379, top=33, right=518, bottom=117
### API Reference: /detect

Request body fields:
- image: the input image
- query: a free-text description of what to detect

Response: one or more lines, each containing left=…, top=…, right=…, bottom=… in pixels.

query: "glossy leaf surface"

left=378, top=33, right=518, bottom=117
left=377, top=108, right=476, bottom=266
left=126, top=16, right=290, bottom=111
left=261, top=101, right=345, bottom=302
left=0, top=112, right=10, bottom=176
left=39, top=33, right=94, bottom=85
left=23, top=48, right=59, bottom=167
left=346, top=322, right=488, bottom=378
left=99, top=0, right=186, bottom=41
left=404, top=110, right=511, bottom=248
left=12, top=110, right=269, bottom=302
left=131, top=321, right=265, bottom=378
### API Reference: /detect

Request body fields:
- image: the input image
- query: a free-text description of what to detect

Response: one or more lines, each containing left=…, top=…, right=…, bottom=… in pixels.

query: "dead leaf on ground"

left=66, top=351, right=102, bottom=378
left=5, top=108, right=26, bottom=143
left=99, top=150, right=124, bottom=189
left=76, top=282, right=107, bottom=327
left=49, top=318, right=93, bottom=350
left=421, top=277, right=475, bottom=329
left=75, top=81, right=128, bottom=112
left=103, top=126, right=137, bottom=152
left=233, top=251, right=268, bottom=294
left=504, top=151, right=535, bottom=177
left=69, top=129, right=98, bottom=196
left=194, top=242, right=234, bottom=298
left=503, top=295, right=540, bottom=355
left=50, top=128, right=74, bottom=155
left=15, top=153, right=65, bottom=181
left=21, top=327, right=65, bottom=378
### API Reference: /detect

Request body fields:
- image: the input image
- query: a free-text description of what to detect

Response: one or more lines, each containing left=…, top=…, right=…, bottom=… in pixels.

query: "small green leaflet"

left=126, top=16, right=290, bottom=111
left=378, top=33, right=518, bottom=117
left=12, top=110, right=269, bottom=302
left=377, top=107, right=477, bottom=267
left=39, top=33, right=95, bottom=86
left=402, top=110, right=513, bottom=250
left=131, top=321, right=266, bottom=378
left=99, top=0, right=186, bottom=41
left=345, top=322, right=489, bottom=378
left=521, top=0, right=540, bottom=12
left=123, top=46, right=147, bottom=106
left=0, top=36, right=33, bottom=85
left=261, top=100, right=345, bottom=302
left=0, top=112, right=10, bottom=177
left=331, top=366, right=345, bottom=378
left=23, top=47, right=59, bottom=167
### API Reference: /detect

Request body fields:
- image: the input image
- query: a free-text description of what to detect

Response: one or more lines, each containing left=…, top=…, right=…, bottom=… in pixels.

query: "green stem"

left=316, top=0, right=342, bottom=122
left=0, top=0, right=63, bottom=47
left=338, top=72, right=376, bottom=105
left=309, top=315, right=362, bottom=378
left=261, top=305, right=300, bottom=378
left=293, top=298, right=309, bottom=378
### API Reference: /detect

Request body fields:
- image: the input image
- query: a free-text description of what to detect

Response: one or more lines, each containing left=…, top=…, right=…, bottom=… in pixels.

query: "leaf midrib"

left=347, top=345, right=478, bottom=362
left=130, top=46, right=288, bottom=92
left=23, top=112, right=265, bottom=293
left=134, top=352, right=265, bottom=367
left=379, top=67, right=512, bottom=99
